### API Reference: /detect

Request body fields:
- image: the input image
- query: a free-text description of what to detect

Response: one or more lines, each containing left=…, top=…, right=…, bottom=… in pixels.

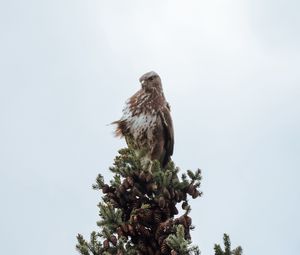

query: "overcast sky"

left=0, top=1, right=299, bottom=255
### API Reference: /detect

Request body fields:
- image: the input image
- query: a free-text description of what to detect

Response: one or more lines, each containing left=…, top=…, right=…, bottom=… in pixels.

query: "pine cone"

left=150, top=239, right=159, bottom=250
left=132, top=187, right=143, bottom=197
left=118, top=184, right=126, bottom=193
left=121, top=223, right=129, bottom=234
left=147, top=246, right=155, bottom=255
left=177, top=216, right=188, bottom=228
left=169, top=188, right=175, bottom=199
left=136, top=224, right=151, bottom=237
left=146, top=183, right=157, bottom=193
left=131, top=214, right=139, bottom=224
left=109, top=235, right=118, bottom=246
left=122, top=179, right=130, bottom=189
left=145, top=172, right=153, bottom=182
left=117, top=250, right=124, bottom=255
left=158, top=196, right=166, bottom=208
left=154, top=210, right=162, bottom=224
left=175, top=191, right=184, bottom=202
left=139, top=171, right=147, bottom=182
left=116, top=227, right=124, bottom=238
left=157, top=235, right=167, bottom=245
left=126, top=176, right=134, bottom=187
left=182, top=201, right=188, bottom=210
left=160, top=239, right=170, bottom=254
left=137, top=240, right=148, bottom=253
left=192, top=190, right=201, bottom=199
left=128, top=223, right=136, bottom=236
left=187, top=184, right=196, bottom=195
left=170, top=205, right=179, bottom=215
left=102, top=184, right=110, bottom=194
left=156, top=219, right=173, bottom=239
left=162, top=207, right=171, bottom=220
left=163, top=188, right=171, bottom=200
left=103, top=239, right=110, bottom=249
left=184, top=215, right=192, bottom=226
left=138, top=209, right=153, bottom=224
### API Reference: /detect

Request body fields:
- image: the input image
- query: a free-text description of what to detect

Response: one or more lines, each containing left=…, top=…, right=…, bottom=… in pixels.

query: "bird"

left=112, top=71, right=174, bottom=168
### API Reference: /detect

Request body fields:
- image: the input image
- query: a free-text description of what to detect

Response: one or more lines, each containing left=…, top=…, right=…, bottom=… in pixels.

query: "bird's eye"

left=148, top=77, right=154, bottom=81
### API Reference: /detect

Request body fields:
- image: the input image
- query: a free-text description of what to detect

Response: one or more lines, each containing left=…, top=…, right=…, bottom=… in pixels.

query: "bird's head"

left=139, top=71, right=162, bottom=93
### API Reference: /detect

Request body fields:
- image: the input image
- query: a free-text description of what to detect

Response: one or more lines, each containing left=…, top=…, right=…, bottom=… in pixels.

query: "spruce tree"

left=76, top=148, right=242, bottom=255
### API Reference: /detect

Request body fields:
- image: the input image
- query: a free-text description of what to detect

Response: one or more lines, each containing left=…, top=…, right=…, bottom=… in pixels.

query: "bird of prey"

left=112, top=71, right=174, bottom=168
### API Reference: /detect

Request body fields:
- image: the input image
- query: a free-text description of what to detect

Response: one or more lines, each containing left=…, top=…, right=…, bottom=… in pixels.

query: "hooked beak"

left=139, top=74, right=145, bottom=82
left=140, top=79, right=146, bottom=89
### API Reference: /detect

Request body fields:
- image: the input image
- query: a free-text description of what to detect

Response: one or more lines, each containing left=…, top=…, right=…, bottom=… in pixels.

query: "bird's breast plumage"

left=113, top=73, right=174, bottom=167
left=120, top=90, right=165, bottom=149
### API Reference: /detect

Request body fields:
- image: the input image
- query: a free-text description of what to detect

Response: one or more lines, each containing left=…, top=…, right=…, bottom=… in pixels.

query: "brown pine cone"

left=187, top=184, right=196, bottom=196
left=136, top=224, right=151, bottom=237
left=118, top=184, right=126, bottom=193
left=109, top=235, right=118, bottom=246
left=146, top=183, right=157, bottom=193
left=137, top=240, right=148, bottom=253
left=154, top=210, right=162, bottom=224
left=128, top=224, right=136, bottom=236
left=160, top=239, right=170, bottom=254
left=192, top=190, right=201, bottom=199
left=116, top=227, right=124, bottom=238
left=102, top=184, right=110, bottom=194
left=150, top=240, right=159, bottom=250
left=138, top=209, right=153, bottom=224
left=162, top=207, right=171, bottom=220
left=117, top=250, right=124, bottom=255
left=126, top=176, right=134, bottom=187
left=163, top=188, right=171, bottom=200
left=120, top=223, right=129, bottom=234
left=171, top=205, right=179, bottom=215
left=122, top=179, right=130, bottom=189
left=103, top=239, right=110, bottom=249
left=182, top=201, right=188, bottom=210
left=147, top=246, right=155, bottom=255
left=132, top=187, right=143, bottom=197
left=158, top=196, right=166, bottom=208
left=156, top=219, right=173, bottom=239
left=184, top=215, right=192, bottom=226
left=175, top=191, right=184, bottom=202
left=169, top=188, right=175, bottom=199
left=131, top=214, right=139, bottom=224
left=157, top=235, right=167, bottom=245
left=145, top=172, right=153, bottom=182
left=178, top=216, right=188, bottom=228
left=139, top=171, right=147, bottom=182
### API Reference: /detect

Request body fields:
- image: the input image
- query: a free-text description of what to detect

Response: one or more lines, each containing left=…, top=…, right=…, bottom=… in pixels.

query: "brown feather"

left=159, top=107, right=174, bottom=167
left=111, top=120, right=127, bottom=137
left=112, top=71, right=174, bottom=168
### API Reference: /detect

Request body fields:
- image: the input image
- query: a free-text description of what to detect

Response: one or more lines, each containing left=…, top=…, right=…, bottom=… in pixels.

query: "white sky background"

left=0, top=0, right=299, bottom=254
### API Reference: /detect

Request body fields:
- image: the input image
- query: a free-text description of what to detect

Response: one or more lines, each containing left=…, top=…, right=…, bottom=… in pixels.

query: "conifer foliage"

left=214, top=234, right=243, bottom=255
left=76, top=148, right=243, bottom=255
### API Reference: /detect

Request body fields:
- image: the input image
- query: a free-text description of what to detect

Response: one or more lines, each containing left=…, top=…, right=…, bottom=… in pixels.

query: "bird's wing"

left=159, top=106, right=174, bottom=166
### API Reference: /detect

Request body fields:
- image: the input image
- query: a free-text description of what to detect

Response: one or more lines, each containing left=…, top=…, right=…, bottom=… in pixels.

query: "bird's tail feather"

left=111, top=120, right=126, bottom=137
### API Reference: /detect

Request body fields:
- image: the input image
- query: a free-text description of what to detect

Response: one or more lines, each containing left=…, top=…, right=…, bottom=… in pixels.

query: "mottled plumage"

left=113, top=71, right=174, bottom=168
